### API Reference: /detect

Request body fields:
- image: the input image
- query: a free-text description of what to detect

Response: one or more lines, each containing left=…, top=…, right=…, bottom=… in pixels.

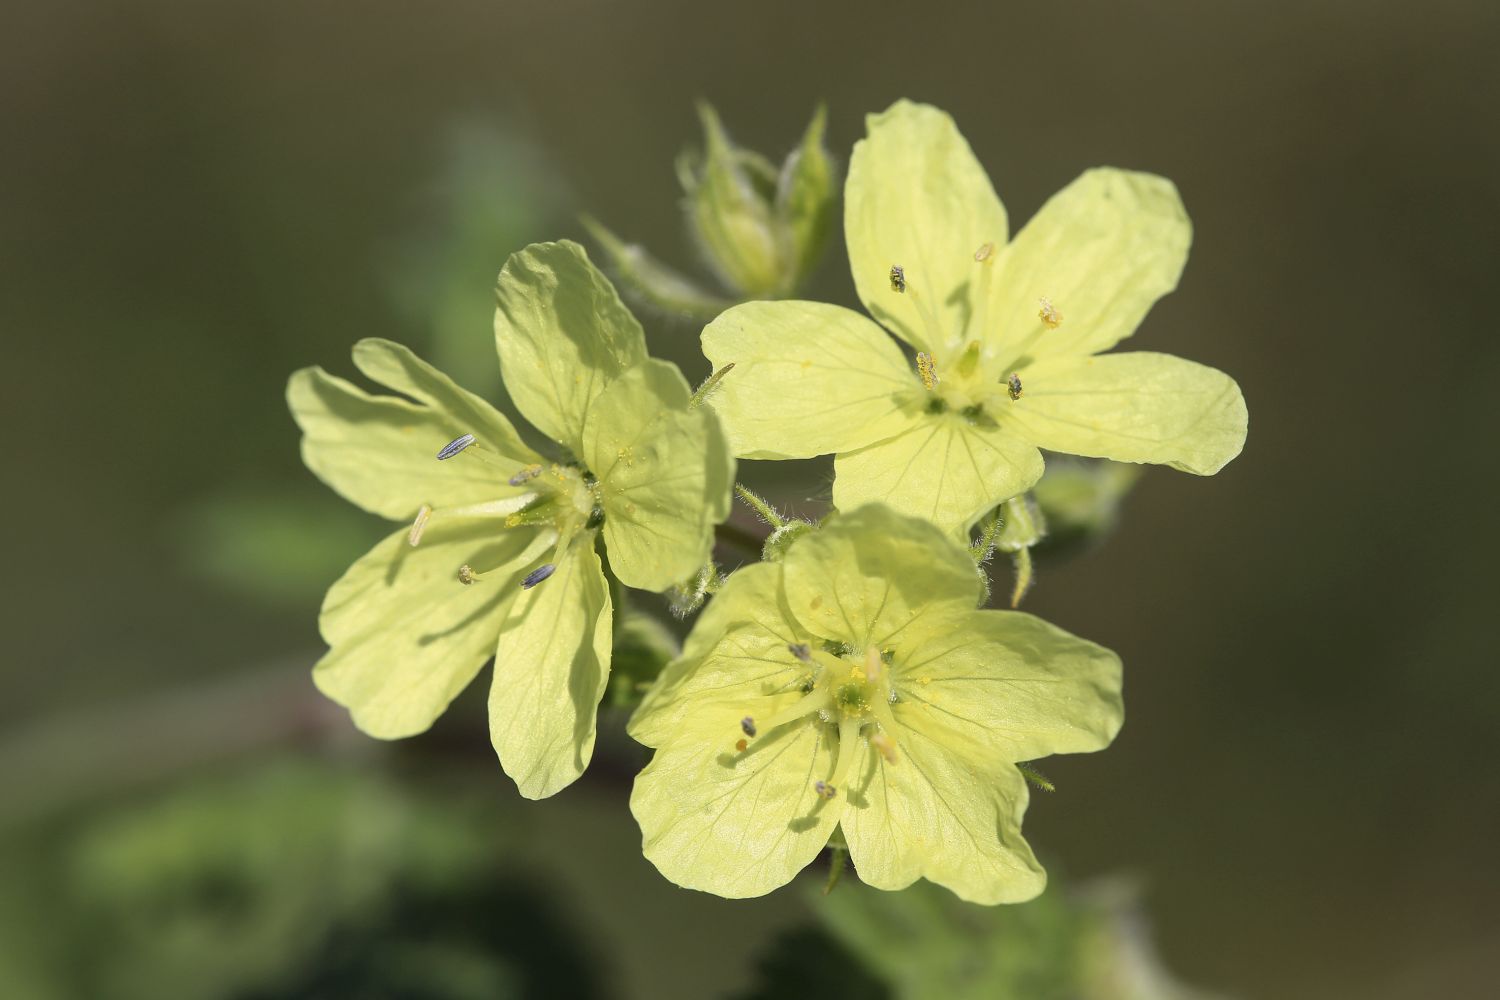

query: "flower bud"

left=1032, top=457, right=1143, bottom=555
left=585, top=104, right=837, bottom=316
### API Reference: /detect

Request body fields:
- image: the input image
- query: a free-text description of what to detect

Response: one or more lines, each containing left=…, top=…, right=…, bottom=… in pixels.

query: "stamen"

left=916, top=352, right=939, bottom=391
left=814, top=780, right=837, bottom=800
left=888, top=264, right=906, bottom=293
left=863, top=646, right=884, bottom=686
left=457, top=564, right=480, bottom=585
left=871, top=730, right=899, bottom=765
left=788, top=642, right=812, bottom=662
left=752, top=688, right=827, bottom=736
left=740, top=717, right=757, bottom=738
left=521, top=564, right=556, bottom=589
left=508, top=463, right=543, bottom=486
left=1038, top=296, right=1062, bottom=329
left=969, top=241, right=997, bottom=343
left=436, top=434, right=476, bottom=461
left=1007, top=372, right=1023, bottom=400
left=408, top=504, right=433, bottom=547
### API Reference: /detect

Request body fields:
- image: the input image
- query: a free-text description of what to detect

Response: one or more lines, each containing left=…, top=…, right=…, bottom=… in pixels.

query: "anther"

left=436, top=434, right=476, bottom=461
left=788, top=642, right=812, bottom=662
left=408, top=504, right=433, bottom=547
left=1038, top=297, right=1062, bottom=329
left=974, top=241, right=995, bottom=262
left=916, top=352, right=939, bottom=391
left=1007, top=372, right=1023, bottom=400
left=871, top=731, right=899, bottom=765
left=521, top=564, right=556, bottom=589
left=740, top=717, right=757, bottom=738
left=889, top=264, right=906, bottom=293
left=457, top=564, right=480, bottom=585
left=814, top=780, right=837, bottom=800
left=508, top=463, right=543, bottom=486
left=735, top=739, right=748, bottom=753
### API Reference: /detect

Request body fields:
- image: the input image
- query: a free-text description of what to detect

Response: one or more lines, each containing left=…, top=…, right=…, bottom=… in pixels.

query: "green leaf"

left=989, top=168, right=1191, bottom=363
left=493, top=241, right=647, bottom=453
left=833, top=416, right=1044, bottom=537
left=489, top=541, right=613, bottom=800
left=780, top=505, right=982, bottom=649
left=581, top=359, right=736, bottom=592
left=314, top=520, right=549, bottom=738
left=287, top=343, right=539, bottom=521
left=845, top=100, right=1008, bottom=353
left=1007, top=352, right=1247, bottom=474
left=701, top=300, right=921, bottom=459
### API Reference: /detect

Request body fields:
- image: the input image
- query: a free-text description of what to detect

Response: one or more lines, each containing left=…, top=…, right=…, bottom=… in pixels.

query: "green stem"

left=823, top=844, right=848, bottom=895
left=733, top=483, right=786, bottom=528
left=689, top=363, right=735, bottom=409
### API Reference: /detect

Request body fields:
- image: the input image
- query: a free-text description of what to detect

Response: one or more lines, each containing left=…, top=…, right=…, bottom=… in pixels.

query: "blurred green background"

left=3, top=1, right=1497, bottom=997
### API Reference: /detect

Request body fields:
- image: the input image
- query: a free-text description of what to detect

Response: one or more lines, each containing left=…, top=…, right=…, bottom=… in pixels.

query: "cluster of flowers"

left=288, top=101, right=1246, bottom=903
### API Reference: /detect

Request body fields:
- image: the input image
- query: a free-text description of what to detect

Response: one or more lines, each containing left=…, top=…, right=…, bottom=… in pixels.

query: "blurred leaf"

left=388, top=119, right=568, bottom=397
left=1032, top=457, right=1143, bottom=556
left=0, top=760, right=607, bottom=1000
left=176, top=486, right=381, bottom=607
left=740, top=878, right=1224, bottom=1000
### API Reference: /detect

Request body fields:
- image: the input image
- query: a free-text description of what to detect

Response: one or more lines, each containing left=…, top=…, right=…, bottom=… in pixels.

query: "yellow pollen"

left=918, top=676, right=932, bottom=686
left=1038, top=297, right=1062, bottom=329
left=916, top=352, right=938, bottom=391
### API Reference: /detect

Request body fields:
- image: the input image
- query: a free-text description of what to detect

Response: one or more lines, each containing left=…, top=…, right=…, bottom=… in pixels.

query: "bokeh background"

left=3, top=1, right=1498, bottom=997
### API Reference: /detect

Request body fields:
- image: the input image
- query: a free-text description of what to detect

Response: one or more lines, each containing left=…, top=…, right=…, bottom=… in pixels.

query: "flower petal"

left=351, top=338, right=537, bottom=463
left=313, top=520, right=547, bottom=738
left=288, top=346, right=538, bottom=521
left=890, top=609, right=1123, bottom=764
left=781, top=504, right=982, bottom=650
left=846, top=100, right=1007, bottom=354
left=631, top=710, right=840, bottom=898
left=700, top=301, right=922, bottom=459
left=630, top=563, right=811, bottom=748
left=488, top=541, right=613, bottom=800
left=582, top=359, right=735, bottom=592
left=494, top=241, right=648, bottom=453
left=1007, top=352, right=1247, bottom=474
left=833, top=417, right=1044, bottom=537
left=989, top=169, right=1191, bottom=362
left=840, top=733, right=1045, bottom=905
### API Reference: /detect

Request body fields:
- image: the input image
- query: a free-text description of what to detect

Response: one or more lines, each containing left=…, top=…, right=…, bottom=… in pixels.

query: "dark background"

left=3, top=1, right=1498, bottom=997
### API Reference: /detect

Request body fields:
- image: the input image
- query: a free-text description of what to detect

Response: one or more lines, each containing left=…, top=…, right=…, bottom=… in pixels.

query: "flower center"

left=734, top=644, right=902, bottom=801
left=890, top=247, right=1060, bottom=411
left=407, top=433, right=603, bottom=588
